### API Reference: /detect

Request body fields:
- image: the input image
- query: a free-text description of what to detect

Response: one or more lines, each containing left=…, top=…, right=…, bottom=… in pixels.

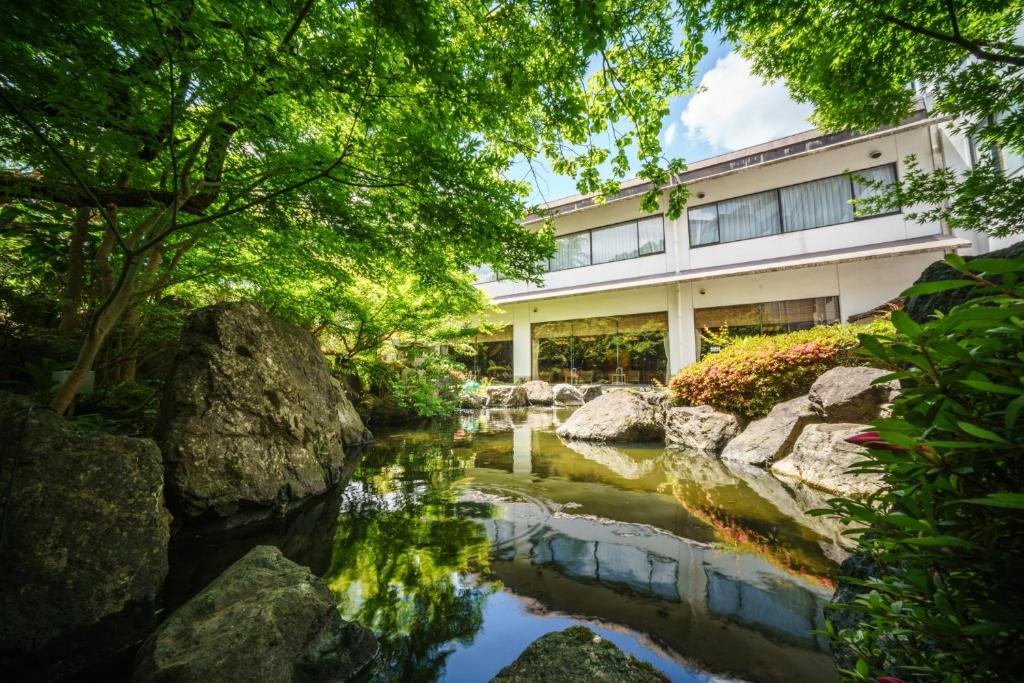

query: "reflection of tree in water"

left=323, top=443, right=498, bottom=682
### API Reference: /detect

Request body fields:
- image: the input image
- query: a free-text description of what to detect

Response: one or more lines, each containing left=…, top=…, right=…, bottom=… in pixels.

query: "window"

left=592, top=222, right=638, bottom=264
left=545, top=216, right=664, bottom=272
left=549, top=231, right=591, bottom=272
left=471, top=263, right=497, bottom=283
left=781, top=175, right=854, bottom=232
left=694, top=296, right=840, bottom=358
left=687, top=164, right=898, bottom=247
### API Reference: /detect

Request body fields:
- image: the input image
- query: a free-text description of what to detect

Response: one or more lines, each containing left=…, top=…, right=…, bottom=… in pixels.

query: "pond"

left=322, top=407, right=848, bottom=683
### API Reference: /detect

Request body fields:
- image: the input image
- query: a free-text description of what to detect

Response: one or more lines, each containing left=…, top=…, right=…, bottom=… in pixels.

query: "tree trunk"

left=51, top=256, right=145, bottom=414
left=57, top=207, right=92, bottom=335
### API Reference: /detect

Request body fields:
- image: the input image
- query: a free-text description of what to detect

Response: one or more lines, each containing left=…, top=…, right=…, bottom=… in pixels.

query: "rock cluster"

left=555, top=391, right=664, bottom=442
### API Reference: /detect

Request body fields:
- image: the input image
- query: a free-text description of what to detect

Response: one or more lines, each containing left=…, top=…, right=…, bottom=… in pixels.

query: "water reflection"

left=326, top=408, right=844, bottom=683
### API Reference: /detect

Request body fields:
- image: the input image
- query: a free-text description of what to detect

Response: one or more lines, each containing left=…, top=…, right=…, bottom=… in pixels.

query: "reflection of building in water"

left=478, top=510, right=829, bottom=652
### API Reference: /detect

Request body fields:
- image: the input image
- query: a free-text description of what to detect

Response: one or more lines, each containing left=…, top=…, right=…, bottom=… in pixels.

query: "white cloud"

left=680, top=52, right=814, bottom=151
left=664, top=121, right=679, bottom=146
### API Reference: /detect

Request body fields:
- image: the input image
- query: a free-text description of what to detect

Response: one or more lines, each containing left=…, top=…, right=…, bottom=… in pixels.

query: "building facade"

left=467, top=113, right=1009, bottom=384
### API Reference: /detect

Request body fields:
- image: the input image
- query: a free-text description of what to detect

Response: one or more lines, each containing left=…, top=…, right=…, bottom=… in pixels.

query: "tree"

left=0, top=0, right=701, bottom=413
left=696, top=0, right=1024, bottom=234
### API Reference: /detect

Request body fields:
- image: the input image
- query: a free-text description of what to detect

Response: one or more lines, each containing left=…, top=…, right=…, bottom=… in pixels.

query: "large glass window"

left=694, top=296, right=840, bottom=358
left=545, top=216, right=664, bottom=272
left=687, top=164, right=898, bottom=247
left=781, top=175, right=854, bottom=232
left=592, top=222, right=639, bottom=264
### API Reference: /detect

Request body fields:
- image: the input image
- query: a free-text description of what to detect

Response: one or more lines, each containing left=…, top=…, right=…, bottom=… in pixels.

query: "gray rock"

left=721, top=395, right=818, bottom=466
left=0, top=392, right=170, bottom=680
left=664, top=405, right=742, bottom=456
left=134, top=545, right=377, bottom=683
left=552, top=383, right=584, bottom=406
left=157, top=302, right=371, bottom=519
left=771, top=423, right=883, bottom=497
left=808, top=366, right=899, bottom=423
left=579, top=384, right=603, bottom=402
left=491, top=626, right=664, bottom=683
left=460, top=392, right=487, bottom=409
left=486, top=384, right=528, bottom=408
left=555, top=391, right=664, bottom=442
left=522, top=380, right=554, bottom=405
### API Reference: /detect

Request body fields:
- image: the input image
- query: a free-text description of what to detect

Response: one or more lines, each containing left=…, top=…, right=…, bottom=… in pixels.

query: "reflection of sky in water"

left=439, top=591, right=726, bottom=683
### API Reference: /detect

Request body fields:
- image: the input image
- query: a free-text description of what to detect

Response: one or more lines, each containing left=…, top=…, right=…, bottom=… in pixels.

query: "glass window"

left=638, top=216, right=665, bottom=255
left=548, top=231, right=591, bottom=272
left=694, top=296, right=840, bottom=358
left=852, top=165, right=897, bottom=216
left=781, top=175, right=855, bottom=232
left=688, top=205, right=719, bottom=246
left=717, top=190, right=781, bottom=242
left=592, top=222, right=639, bottom=264
left=471, top=263, right=497, bottom=283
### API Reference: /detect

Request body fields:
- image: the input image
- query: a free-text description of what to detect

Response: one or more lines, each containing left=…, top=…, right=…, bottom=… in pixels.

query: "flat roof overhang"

left=487, top=234, right=970, bottom=306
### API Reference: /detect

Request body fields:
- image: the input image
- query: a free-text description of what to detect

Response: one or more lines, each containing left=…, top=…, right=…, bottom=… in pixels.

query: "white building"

left=466, top=113, right=1012, bottom=384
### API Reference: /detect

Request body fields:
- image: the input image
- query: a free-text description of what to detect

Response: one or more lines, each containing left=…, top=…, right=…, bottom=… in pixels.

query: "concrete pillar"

left=511, top=305, right=532, bottom=381
left=677, top=282, right=697, bottom=369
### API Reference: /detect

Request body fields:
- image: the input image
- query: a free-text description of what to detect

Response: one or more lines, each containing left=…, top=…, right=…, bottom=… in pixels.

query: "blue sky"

left=509, top=37, right=816, bottom=205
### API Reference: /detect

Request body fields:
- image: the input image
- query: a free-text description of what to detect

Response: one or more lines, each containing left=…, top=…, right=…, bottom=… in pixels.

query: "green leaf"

left=890, top=311, right=922, bottom=337
left=962, top=493, right=1024, bottom=509
left=958, top=379, right=1023, bottom=395
left=956, top=421, right=1008, bottom=444
left=901, top=535, right=975, bottom=548
left=902, top=279, right=976, bottom=296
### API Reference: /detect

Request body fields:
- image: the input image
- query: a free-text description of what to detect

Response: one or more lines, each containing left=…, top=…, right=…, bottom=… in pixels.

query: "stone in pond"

left=134, top=545, right=378, bottom=683
left=552, top=383, right=584, bottom=406
left=771, top=423, right=883, bottom=497
left=808, top=366, right=899, bottom=424
left=491, top=626, right=666, bottom=682
left=522, top=380, right=554, bottom=405
left=720, top=395, right=818, bottom=466
left=487, top=385, right=528, bottom=408
left=664, top=405, right=743, bottom=456
left=555, top=391, right=664, bottom=442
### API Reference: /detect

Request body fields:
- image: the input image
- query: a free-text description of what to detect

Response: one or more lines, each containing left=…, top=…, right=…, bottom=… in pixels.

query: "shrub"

left=669, top=320, right=892, bottom=418
left=822, top=254, right=1024, bottom=682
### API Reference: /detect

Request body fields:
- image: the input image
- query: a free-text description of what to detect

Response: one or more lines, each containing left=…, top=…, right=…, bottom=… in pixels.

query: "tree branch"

left=878, top=13, right=1024, bottom=67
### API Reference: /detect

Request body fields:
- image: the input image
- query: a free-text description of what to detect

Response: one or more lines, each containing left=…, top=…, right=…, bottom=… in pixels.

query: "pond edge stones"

left=720, top=395, right=818, bottom=467
left=555, top=390, right=664, bottom=442
left=134, top=545, right=378, bottom=683
left=664, top=405, right=743, bottom=456
left=771, top=423, right=883, bottom=497
left=157, top=302, right=371, bottom=519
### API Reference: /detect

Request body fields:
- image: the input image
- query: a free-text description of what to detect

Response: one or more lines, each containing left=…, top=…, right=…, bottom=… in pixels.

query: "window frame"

left=686, top=163, right=900, bottom=249
left=545, top=214, right=666, bottom=273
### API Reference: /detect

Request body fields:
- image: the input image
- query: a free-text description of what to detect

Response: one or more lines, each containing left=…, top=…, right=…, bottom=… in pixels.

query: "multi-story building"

left=464, top=111, right=1012, bottom=384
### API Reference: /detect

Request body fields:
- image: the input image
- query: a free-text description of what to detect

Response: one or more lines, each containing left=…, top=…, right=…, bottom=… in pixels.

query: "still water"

left=323, top=408, right=847, bottom=683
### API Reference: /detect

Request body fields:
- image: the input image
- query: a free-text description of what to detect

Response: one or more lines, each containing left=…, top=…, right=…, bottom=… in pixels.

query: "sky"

left=510, top=37, right=816, bottom=205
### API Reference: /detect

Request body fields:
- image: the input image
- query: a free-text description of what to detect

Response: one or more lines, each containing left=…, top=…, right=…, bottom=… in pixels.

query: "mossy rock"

left=491, top=626, right=666, bottom=682
left=905, top=240, right=1024, bottom=323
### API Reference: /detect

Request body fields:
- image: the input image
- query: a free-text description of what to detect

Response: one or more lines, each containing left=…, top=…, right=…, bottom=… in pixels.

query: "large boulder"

left=579, top=384, right=603, bottom=402
left=491, top=626, right=664, bottom=683
left=486, top=384, right=528, bottom=408
left=135, top=545, right=377, bottom=683
left=664, top=405, right=742, bottom=456
left=460, top=392, right=487, bottom=410
left=157, top=302, right=371, bottom=519
left=522, top=380, right=554, bottom=405
left=555, top=391, right=664, bottom=442
left=771, top=423, right=883, bottom=497
left=0, top=392, right=171, bottom=680
left=808, top=366, right=899, bottom=423
left=720, top=395, right=818, bottom=466
left=552, top=383, right=584, bottom=406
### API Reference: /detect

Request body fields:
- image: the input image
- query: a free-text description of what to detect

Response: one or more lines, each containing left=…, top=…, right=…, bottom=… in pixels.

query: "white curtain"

left=591, top=222, right=638, bottom=264
left=781, top=175, right=854, bottom=232
left=549, top=231, right=591, bottom=271
left=687, top=205, right=719, bottom=246
left=717, top=190, right=780, bottom=242
left=852, top=165, right=897, bottom=215
left=638, top=216, right=665, bottom=255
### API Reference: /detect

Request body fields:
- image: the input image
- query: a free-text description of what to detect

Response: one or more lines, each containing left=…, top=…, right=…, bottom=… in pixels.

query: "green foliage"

left=386, top=353, right=466, bottom=419
left=699, top=0, right=1024, bottom=236
left=669, top=321, right=892, bottom=418
left=822, top=254, right=1024, bottom=682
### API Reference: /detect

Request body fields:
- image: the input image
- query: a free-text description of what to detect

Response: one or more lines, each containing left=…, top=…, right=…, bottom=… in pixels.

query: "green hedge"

left=668, top=320, right=892, bottom=418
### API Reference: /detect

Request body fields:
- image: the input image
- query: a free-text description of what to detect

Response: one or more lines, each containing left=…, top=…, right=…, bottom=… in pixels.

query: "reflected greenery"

left=324, top=439, right=498, bottom=682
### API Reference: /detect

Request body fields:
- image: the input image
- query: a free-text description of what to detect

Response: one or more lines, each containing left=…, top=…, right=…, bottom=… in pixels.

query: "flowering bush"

left=669, top=320, right=893, bottom=418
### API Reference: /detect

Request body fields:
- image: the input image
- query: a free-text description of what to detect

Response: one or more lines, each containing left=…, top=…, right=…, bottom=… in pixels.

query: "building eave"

left=486, top=235, right=970, bottom=306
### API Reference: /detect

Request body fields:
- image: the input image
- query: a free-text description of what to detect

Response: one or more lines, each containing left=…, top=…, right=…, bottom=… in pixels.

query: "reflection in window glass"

left=638, top=217, right=665, bottom=255
left=781, top=175, right=854, bottom=232
left=688, top=205, right=719, bottom=246
left=694, top=296, right=840, bottom=358
left=592, top=222, right=638, bottom=264
left=548, top=231, right=591, bottom=272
